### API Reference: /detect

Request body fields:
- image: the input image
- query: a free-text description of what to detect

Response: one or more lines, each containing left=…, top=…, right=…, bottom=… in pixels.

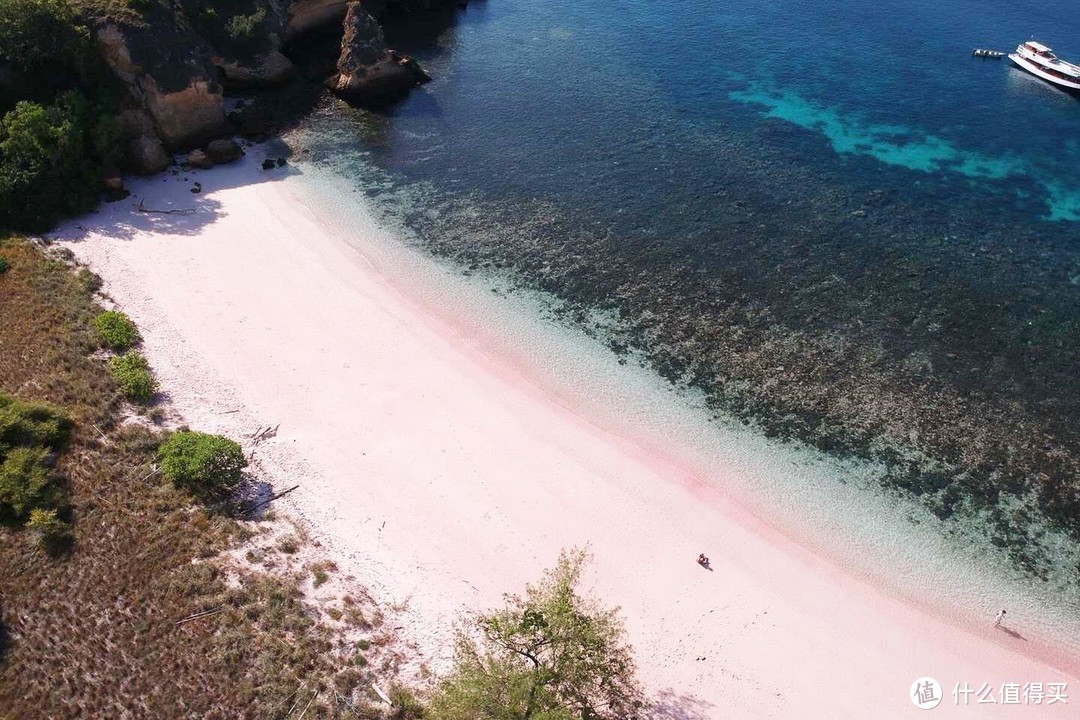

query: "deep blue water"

left=291, top=0, right=1080, bottom=582
left=373, top=0, right=1080, bottom=221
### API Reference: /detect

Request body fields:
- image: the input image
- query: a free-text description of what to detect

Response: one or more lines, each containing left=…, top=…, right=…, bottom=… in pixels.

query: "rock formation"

left=213, top=50, right=297, bottom=90
left=205, top=139, right=245, bottom=164
left=329, top=2, right=430, bottom=106
left=285, top=0, right=352, bottom=41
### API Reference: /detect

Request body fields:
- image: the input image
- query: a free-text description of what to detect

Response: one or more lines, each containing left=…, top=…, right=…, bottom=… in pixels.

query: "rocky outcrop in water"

left=329, top=2, right=430, bottom=106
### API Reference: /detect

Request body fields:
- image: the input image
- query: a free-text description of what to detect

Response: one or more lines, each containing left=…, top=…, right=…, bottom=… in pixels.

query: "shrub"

left=226, top=6, right=266, bottom=40
left=0, top=393, right=69, bottom=522
left=26, top=506, right=70, bottom=552
left=0, top=0, right=86, bottom=83
left=108, top=351, right=156, bottom=402
left=0, top=446, right=52, bottom=518
left=0, top=255, right=8, bottom=273
left=93, top=310, right=140, bottom=349
left=0, top=93, right=100, bottom=232
left=159, top=430, right=246, bottom=496
left=0, top=393, right=71, bottom=454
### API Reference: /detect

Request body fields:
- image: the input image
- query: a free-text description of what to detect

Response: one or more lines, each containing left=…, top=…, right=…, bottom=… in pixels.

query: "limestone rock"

left=205, top=139, right=244, bottom=164
left=103, top=176, right=129, bottom=202
left=128, top=136, right=171, bottom=175
left=187, top=149, right=213, bottom=169
left=213, top=50, right=297, bottom=90
left=330, top=2, right=430, bottom=106
left=141, top=77, right=230, bottom=150
left=285, top=0, right=351, bottom=41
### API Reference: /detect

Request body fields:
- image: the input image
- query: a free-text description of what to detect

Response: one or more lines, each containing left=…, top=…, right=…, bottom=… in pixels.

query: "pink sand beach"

left=57, top=156, right=1079, bottom=718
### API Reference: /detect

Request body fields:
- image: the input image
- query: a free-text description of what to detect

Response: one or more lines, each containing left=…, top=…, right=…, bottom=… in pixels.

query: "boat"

left=971, top=49, right=1004, bottom=59
left=1008, top=41, right=1080, bottom=92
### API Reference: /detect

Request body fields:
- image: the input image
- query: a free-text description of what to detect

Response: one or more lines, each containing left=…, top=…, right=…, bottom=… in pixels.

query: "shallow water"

left=281, top=0, right=1080, bottom=644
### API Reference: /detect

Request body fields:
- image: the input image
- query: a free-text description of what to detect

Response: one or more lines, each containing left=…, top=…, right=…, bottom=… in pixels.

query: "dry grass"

left=0, top=236, right=423, bottom=719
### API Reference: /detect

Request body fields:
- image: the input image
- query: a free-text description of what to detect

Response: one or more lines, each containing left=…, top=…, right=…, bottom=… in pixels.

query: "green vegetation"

left=226, top=5, right=266, bottom=40
left=25, top=507, right=70, bottom=552
left=93, top=309, right=140, bottom=349
left=429, top=548, right=644, bottom=720
left=0, top=0, right=90, bottom=89
left=0, top=237, right=418, bottom=718
left=0, top=256, right=8, bottom=273
left=159, top=430, right=246, bottom=497
left=0, top=393, right=71, bottom=536
left=0, top=0, right=126, bottom=232
left=108, top=350, right=156, bottom=402
left=0, top=93, right=107, bottom=232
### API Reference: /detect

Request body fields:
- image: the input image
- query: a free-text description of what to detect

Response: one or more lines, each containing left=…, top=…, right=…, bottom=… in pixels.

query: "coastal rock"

left=128, top=136, right=171, bottom=175
left=102, top=176, right=129, bottom=202
left=213, top=50, right=297, bottom=90
left=285, top=0, right=351, bottom=41
left=96, top=23, right=230, bottom=150
left=330, top=3, right=430, bottom=106
left=187, top=149, right=214, bottom=169
left=141, top=77, right=231, bottom=150
left=262, top=158, right=276, bottom=170
left=205, top=139, right=244, bottom=164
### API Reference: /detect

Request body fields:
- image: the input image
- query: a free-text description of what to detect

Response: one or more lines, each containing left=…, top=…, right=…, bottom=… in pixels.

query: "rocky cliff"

left=80, top=0, right=470, bottom=174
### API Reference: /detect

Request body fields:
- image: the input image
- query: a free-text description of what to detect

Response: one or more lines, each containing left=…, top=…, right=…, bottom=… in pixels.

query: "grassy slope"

left=0, top=236, right=417, bottom=719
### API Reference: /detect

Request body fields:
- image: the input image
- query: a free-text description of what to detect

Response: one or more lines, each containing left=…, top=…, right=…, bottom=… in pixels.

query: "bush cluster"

left=108, top=351, right=157, bottom=402
left=93, top=310, right=140, bottom=350
left=159, top=430, right=247, bottom=497
left=0, top=393, right=71, bottom=538
left=0, top=0, right=125, bottom=232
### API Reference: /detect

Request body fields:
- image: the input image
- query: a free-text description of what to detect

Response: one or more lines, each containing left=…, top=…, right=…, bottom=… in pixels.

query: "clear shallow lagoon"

left=285, top=0, right=1080, bottom=632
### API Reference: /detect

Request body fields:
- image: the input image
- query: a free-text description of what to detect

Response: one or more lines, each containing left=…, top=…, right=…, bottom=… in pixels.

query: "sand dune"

left=57, top=157, right=1077, bottom=718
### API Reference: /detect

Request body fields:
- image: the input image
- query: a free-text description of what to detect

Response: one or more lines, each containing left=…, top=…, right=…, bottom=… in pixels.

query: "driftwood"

left=251, top=423, right=280, bottom=444
left=238, top=484, right=300, bottom=516
left=134, top=198, right=196, bottom=215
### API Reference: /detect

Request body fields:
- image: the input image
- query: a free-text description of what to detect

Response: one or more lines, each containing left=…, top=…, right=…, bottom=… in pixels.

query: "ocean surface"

left=283, top=0, right=1080, bottom=640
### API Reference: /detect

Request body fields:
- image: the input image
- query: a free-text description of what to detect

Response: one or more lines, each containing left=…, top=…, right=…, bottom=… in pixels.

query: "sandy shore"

left=57, top=156, right=1078, bottom=718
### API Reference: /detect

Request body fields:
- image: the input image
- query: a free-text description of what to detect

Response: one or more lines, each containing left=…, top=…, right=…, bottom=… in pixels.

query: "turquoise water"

left=287, top=0, right=1080, bottom=602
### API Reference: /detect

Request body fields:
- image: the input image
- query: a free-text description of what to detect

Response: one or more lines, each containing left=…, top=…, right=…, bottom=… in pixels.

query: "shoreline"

left=55, top=155, right=1079, bottom=717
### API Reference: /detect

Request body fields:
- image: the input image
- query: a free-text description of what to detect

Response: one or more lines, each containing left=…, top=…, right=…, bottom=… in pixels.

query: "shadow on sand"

left=52, top=154, right=302, bottom=244
left=995, top=624, right=1029, bottom=642
left=648, top=688, right=715, bottom=720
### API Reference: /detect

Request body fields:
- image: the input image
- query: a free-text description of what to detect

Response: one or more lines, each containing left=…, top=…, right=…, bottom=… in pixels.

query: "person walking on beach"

left=995, top=609, right=1006, bottom=627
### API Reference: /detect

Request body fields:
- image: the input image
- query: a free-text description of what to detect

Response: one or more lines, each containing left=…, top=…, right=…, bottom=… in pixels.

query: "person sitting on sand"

left=697, top=553, right=709, bottom=566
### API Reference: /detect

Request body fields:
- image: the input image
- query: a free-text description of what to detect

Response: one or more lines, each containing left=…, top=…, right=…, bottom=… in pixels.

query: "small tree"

left=159, top=430, right=246, bottom=497
left=429, top=548, right=644, bottom=720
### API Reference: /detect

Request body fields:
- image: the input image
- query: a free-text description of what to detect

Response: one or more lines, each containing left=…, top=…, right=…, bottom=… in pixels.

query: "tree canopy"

left=429, top=548, right=644, bottom=720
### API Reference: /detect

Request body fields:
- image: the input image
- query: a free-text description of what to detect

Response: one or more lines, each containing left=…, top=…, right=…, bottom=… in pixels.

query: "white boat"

left=1008, top=41, right=1080, bottom=93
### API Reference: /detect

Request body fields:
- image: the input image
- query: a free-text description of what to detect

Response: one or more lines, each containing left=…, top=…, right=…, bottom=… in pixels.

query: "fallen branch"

left=91, top=423, right=110, bottom=444
left=238, top=484, right=300, bottom=515
left=174, top=607, right=222, bottom=625
left=134, top=198, right=196, bottom=215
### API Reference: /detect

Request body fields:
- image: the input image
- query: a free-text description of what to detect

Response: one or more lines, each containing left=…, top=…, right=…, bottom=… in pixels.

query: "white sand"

left=57, top=158, right=1078, bottom=718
